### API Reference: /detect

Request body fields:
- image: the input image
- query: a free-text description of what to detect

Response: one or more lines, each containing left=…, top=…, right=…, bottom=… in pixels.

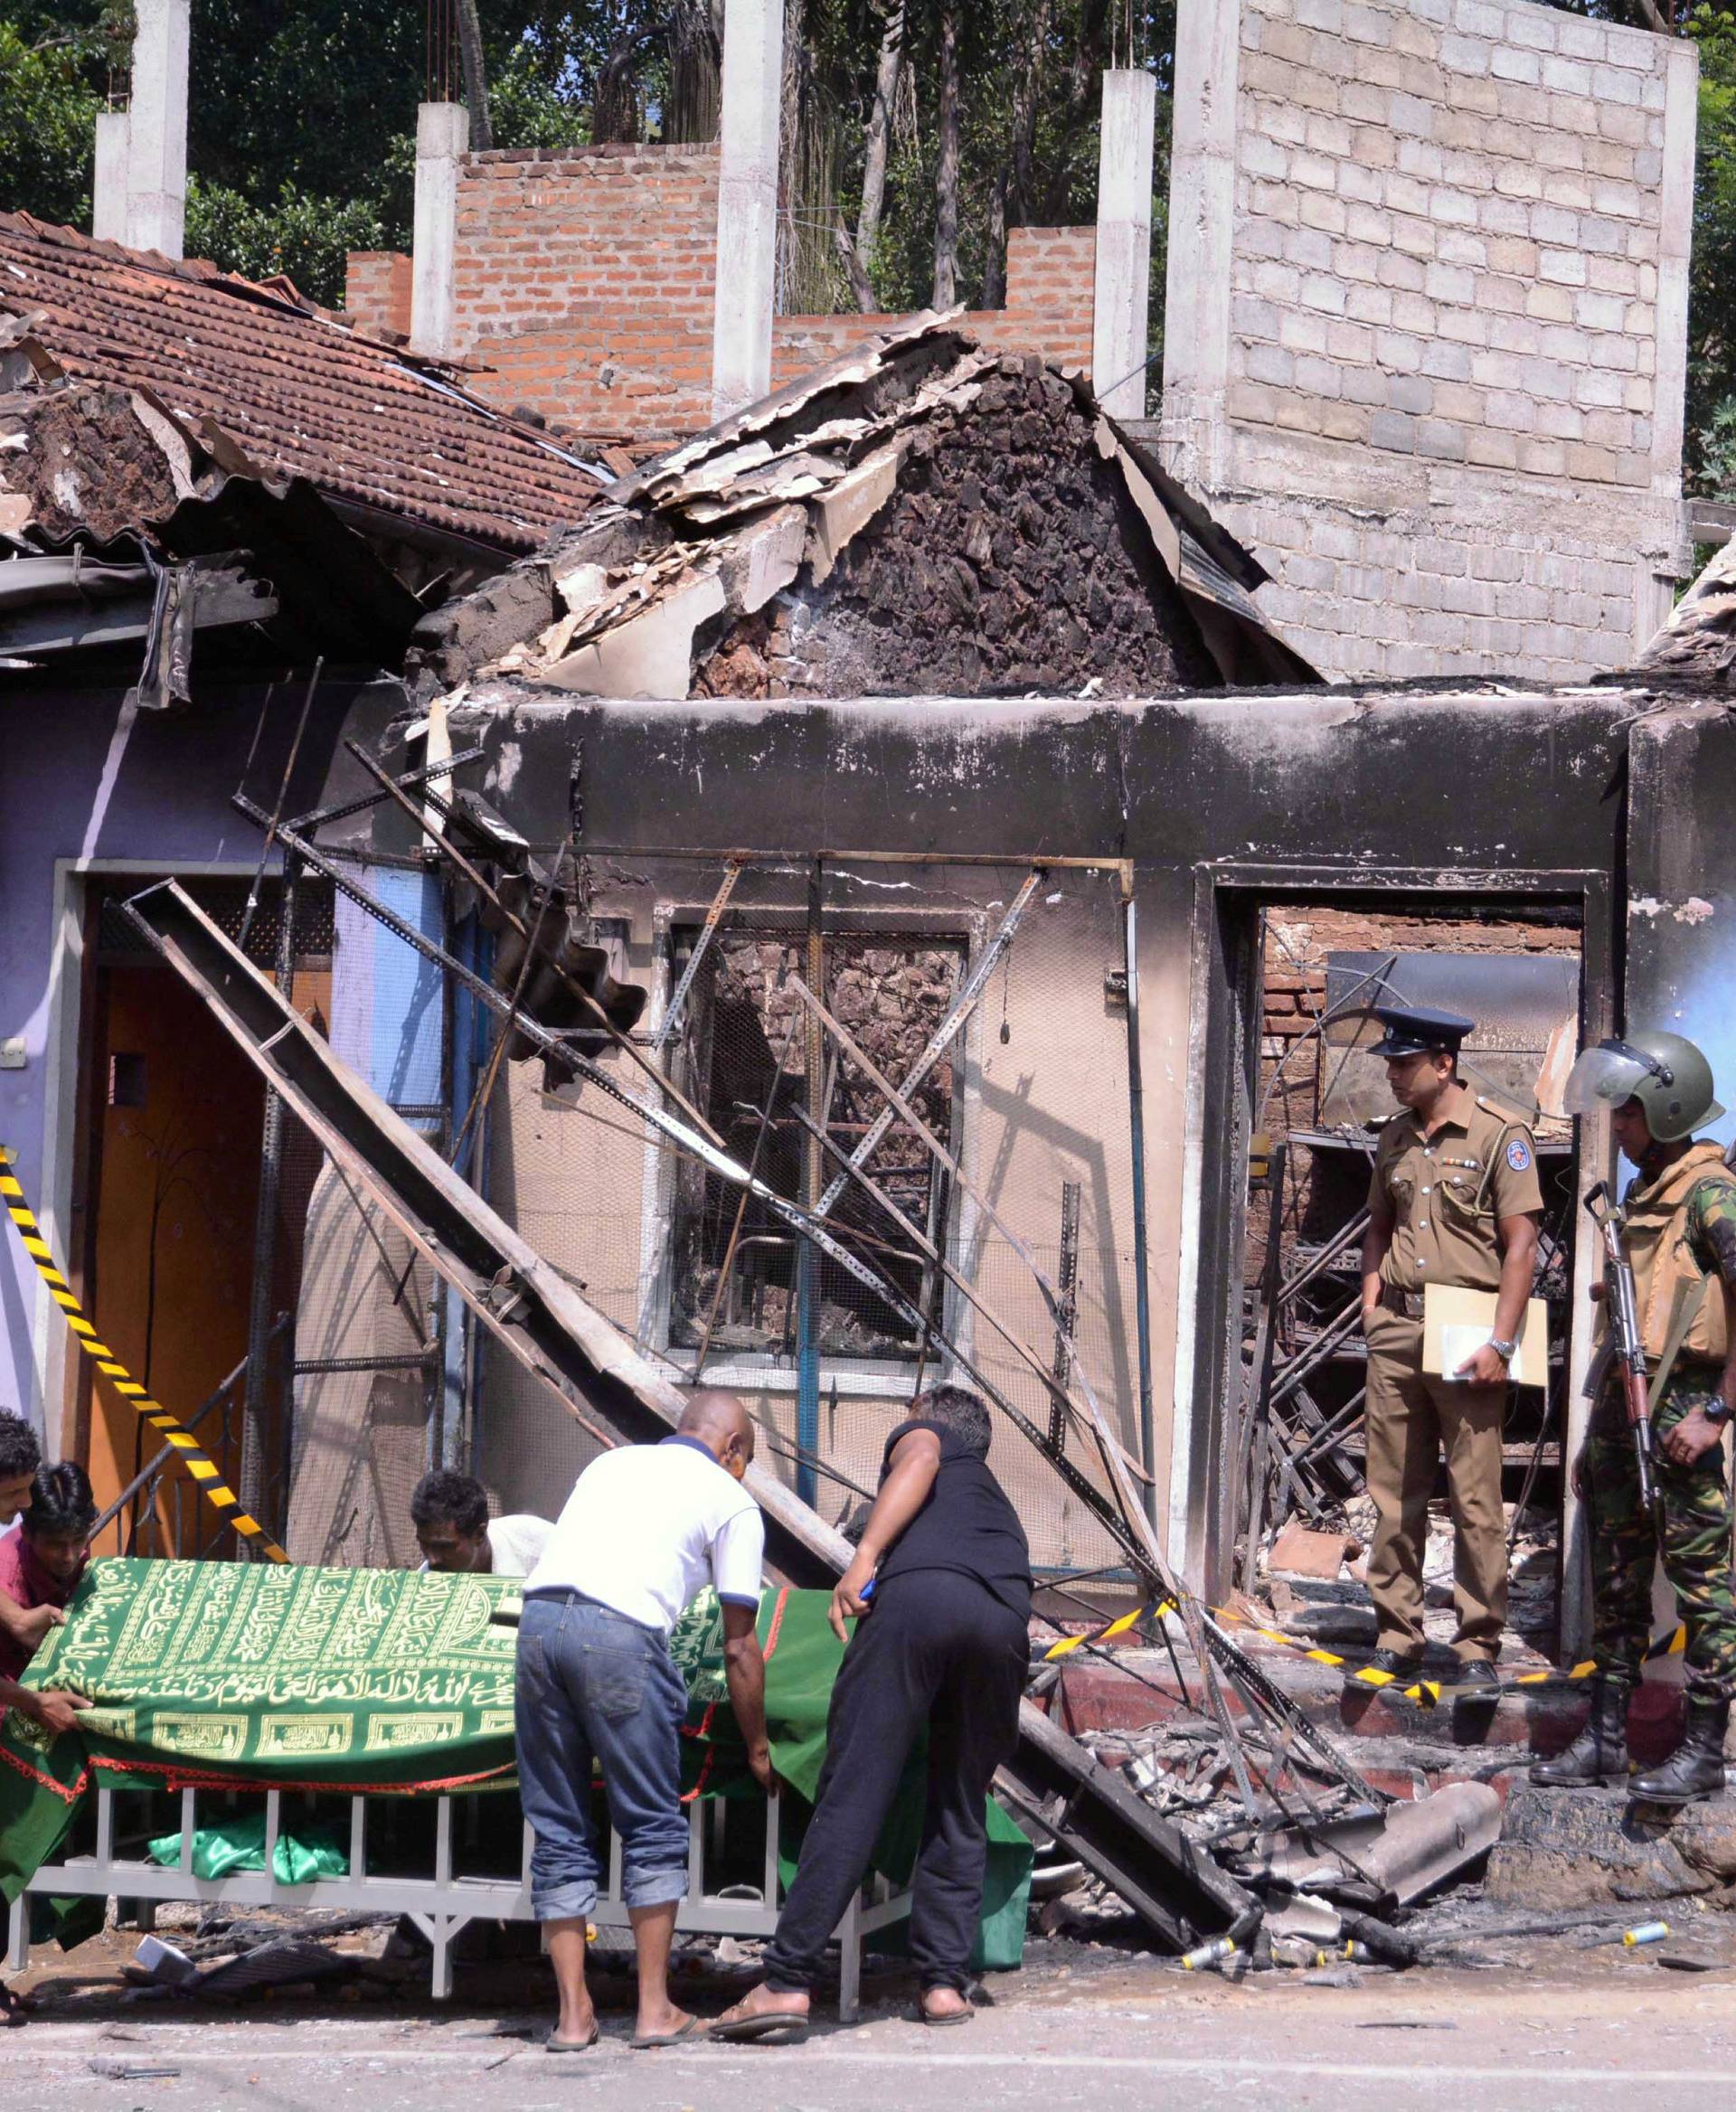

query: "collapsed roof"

left=409, top=314, right=1321, bottom=704
left=0, top=379, right=425, bottom=687
left=1630, top=533, right=1736, bottom=689
left=0, top=212, right=609, bottom=564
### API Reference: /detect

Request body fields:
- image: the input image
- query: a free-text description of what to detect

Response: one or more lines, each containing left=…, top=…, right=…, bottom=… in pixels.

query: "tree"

left=0, top=5, right=128, bottom=233
left=931, top=1, right=960, bottom=305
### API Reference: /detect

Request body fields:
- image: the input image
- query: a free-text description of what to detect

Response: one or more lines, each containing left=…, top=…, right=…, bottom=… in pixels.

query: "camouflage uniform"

left=1587, top=1173, right=1736, bottom=1701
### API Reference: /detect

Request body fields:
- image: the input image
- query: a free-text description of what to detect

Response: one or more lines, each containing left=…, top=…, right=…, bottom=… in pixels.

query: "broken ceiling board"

left=719, top=503, right=808, bottom=616
left=420, top=314, right=1324, bottom=702
left=1108, top=428, right=1183, bottom=583
left=1634, top=533, right=1736, bottom=685
left=806, top=442, right=905, bottom=586
left=542, top=569, right=729, bottom=699
left=552, top=561, right=608, bottom=614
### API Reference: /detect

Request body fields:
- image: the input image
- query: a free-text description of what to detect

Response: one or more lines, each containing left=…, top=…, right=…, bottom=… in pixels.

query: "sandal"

left=630, top=2013, right=703, bottom=2050
left=916, top=1990, right=976, bottom=2026
left=707, top=2007, right=810, bottom=2044
left=545, top=2024, right=599, bottom=2052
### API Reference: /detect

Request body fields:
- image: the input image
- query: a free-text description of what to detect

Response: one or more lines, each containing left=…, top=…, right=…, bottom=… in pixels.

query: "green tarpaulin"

left=0, top=1559, right=1030, bottom=1967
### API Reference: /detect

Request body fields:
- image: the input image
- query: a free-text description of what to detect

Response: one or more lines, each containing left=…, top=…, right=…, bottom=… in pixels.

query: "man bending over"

left=515, top=1390, right=770, bottom=2054
left=711, top=1383, right=1031, bottom=2041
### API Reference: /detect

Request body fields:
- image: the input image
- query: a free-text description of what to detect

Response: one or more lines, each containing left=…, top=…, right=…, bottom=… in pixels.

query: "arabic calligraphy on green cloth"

left=0, top=1558, right=1031, bottom=1969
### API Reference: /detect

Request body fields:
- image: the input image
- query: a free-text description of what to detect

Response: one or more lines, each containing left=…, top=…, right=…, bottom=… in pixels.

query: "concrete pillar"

left=410, top=101, right=469, bottom=362
left=92, top=109, right=130, bottom=244
left=124, top=0, right=189, bottom=259
left=1160, top=0, right=1240, bottom=489
left=1091, top=70, right=1157, bottom=420
left=711, top=0, right=784, bottom=422
left=1640, top=35, right=1701, bottom=658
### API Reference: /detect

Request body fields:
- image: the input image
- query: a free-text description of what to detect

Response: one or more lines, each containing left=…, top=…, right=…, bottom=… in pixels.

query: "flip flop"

left=545, top=2026, right=599, bottom=2053
left=706, top=2008, right=811, bottom=2044
left=630, top=2014, right=704, bottom=2050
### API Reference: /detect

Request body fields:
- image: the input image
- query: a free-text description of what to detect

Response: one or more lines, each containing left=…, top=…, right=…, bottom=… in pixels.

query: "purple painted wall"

left=0, top=675, right=390, bottom=1443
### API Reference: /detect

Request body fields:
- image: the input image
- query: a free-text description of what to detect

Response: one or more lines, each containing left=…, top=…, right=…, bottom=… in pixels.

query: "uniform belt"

left=1379, top=1284, right=1425, bottom=1320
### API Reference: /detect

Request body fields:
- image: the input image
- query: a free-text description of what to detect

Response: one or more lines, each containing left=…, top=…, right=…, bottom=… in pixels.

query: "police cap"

left=1367, top=1004, right=1477, bottom=1060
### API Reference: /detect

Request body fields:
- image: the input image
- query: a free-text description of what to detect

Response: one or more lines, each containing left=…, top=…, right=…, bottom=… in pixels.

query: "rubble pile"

left=693, top=363, right=1220, bottom=699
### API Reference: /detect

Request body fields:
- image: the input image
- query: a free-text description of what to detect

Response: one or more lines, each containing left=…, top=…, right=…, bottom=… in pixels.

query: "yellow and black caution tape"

left=1043, top=1583, right=1688, bottom=1708
left=1043, top=1598, right=1175, bottom=1660
left=1, top=1147, right=287, bottom=1562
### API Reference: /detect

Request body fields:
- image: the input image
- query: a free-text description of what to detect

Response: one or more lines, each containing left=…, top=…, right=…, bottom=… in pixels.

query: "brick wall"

left=457, top=144, right=722, bottom=438
left=1163, top=0, right=1698, bottom=683
left=344, top=251, right=411, bottom=339
left=344, top=147, right=1097, bottom=444
left=769, top=229, right=1096, bottom=386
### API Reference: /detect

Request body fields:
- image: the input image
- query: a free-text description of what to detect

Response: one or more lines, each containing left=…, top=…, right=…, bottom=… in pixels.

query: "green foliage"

left=0, top=0, right=1183, bottom=347
left=183, top=177, right=392, bottom=306
left=0, top=6, right=128, bottom=232
left=1689, top=2, right=1736, bottom=490
left=487, top=40, right=592, bottom=151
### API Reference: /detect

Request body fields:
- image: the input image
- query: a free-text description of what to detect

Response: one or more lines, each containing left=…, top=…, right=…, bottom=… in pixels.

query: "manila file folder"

left=1421, top=1283, right=1548, bottom=1390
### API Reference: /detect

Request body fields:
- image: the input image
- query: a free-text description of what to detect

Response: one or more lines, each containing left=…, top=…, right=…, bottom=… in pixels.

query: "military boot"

left=1531, top=1675, right=1632, bottom=1787
left=1630, top=1695, right=1731, bottom=1806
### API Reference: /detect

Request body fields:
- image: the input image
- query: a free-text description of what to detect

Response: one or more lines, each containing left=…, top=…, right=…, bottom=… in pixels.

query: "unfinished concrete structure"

left=1163, top=0, right=1697, bottom=681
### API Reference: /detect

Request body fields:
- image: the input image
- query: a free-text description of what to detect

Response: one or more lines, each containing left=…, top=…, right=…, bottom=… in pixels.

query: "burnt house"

left=0, top=212, right=616, bottom=1555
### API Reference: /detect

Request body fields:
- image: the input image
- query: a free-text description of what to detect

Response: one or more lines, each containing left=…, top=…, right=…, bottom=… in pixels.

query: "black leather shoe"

left=1456, top=1659, right=1501, bottom=1694
left=1348, top=1647, right=1422, bottom=1690
left=1532, top=1674, right=1631, bottom=1787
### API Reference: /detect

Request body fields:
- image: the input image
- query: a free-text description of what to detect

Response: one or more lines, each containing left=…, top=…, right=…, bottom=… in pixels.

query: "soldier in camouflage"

left=1536, top=1028, right=1736, bottom=1804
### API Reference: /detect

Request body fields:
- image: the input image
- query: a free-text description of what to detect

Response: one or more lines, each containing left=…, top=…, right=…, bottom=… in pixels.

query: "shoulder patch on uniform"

left=1506, top=1136, right=1532, bottom=1173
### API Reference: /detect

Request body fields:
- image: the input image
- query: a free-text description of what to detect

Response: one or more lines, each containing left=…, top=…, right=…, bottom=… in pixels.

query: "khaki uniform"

left=1363, top=1085, right=1543, bottom=1662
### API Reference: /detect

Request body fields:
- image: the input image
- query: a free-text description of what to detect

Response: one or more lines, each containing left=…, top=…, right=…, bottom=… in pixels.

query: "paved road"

left=15, top=1949, right=1736, bottom=2112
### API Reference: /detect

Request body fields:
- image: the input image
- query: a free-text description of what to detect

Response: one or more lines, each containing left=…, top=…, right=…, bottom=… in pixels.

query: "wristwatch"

left=1705, top=1400, right=1731, bottom=1427
left=1490, top=1336, right=1517, bottom=1362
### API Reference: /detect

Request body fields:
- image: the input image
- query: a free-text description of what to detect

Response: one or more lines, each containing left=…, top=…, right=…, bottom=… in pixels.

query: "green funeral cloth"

left=146, top=1813, right=350, bottom=1884
left=0, top=1560, right=1031, bottom=1966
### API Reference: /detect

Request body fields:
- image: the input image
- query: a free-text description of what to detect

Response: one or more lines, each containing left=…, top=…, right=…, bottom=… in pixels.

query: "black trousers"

left=763, top=1568, right=1028, bottom=1994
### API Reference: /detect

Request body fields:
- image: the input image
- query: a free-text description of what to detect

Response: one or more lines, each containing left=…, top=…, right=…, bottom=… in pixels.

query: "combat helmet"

left=1563, top=1028, right=1725, bottom=1143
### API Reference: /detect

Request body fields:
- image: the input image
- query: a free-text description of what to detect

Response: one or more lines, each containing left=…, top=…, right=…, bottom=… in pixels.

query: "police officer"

left=1357, top=1005, right=1543, bottom=1692
left=1535, top=1029, right=1736, bottom=1803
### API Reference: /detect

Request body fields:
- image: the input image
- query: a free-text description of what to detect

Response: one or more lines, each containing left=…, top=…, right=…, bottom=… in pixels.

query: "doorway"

left=65, top=875, right=332, bottom=1555
left=1180, top=864, right=1614, bottom=1656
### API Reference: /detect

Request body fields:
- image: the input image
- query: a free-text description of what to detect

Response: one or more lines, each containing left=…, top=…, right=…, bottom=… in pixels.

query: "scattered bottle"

left=1180, top=1936, right=1239, bottom=1971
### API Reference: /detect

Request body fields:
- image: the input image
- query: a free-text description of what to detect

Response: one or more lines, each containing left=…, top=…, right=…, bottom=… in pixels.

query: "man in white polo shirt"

left=514, top=1388, right=770, bottom=2054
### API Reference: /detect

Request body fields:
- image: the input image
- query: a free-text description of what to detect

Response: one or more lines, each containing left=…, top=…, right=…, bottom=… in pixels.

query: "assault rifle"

left=1584, top=1181, right=1664, bottom=1532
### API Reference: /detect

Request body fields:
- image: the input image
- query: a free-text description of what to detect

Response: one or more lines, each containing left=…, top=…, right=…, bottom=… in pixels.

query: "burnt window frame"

left=641, top=902, right=986, bottom=1393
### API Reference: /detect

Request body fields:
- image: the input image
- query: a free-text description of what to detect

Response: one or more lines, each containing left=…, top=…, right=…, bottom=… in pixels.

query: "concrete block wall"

left=343, top=146, right=1097, bottom=444
left=1163, top=0, right=1698, bottom=682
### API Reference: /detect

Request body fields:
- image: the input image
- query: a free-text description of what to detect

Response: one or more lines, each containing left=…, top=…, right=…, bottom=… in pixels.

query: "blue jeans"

left=514, top=1592, right=691, bottom=1922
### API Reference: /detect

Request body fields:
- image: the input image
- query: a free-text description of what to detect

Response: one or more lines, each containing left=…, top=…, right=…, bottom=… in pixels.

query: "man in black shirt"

left=710, top=1385, right=1032, bottom=2041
